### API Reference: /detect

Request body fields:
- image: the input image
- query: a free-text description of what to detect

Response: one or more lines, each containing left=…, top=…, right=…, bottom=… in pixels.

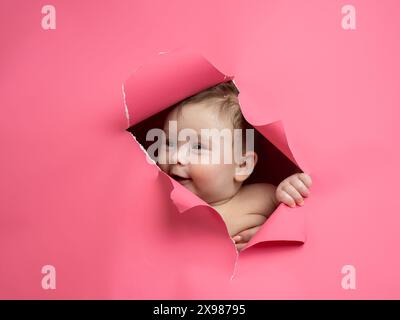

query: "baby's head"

left=157, top=81, right=258, bottom=205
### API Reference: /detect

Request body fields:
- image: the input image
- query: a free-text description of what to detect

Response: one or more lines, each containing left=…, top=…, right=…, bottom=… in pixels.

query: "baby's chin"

left=175, top=178, right=195, bottom=192
left=173, top=178, right=224, bottom=205
left=177, top=181, right=210, bottom=202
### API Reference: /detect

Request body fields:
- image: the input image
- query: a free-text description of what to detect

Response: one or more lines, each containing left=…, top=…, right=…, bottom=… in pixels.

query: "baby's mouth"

left=170, top=174, right=192, bottom=184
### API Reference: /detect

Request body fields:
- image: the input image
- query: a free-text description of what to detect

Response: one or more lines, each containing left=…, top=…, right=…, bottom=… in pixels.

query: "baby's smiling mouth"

left=170, top=173, right=192, bottom=184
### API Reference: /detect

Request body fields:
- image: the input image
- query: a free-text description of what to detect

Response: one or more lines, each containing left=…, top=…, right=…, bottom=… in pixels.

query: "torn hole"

left=126, top=81, right=302, bottom=249
left=123, top=50, right=308, bottom=280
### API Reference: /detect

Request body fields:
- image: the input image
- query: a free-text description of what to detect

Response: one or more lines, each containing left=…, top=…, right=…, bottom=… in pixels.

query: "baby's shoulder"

left=234, top=183, right=277, bottom=215
left=238, top=183, right=276, bottom=197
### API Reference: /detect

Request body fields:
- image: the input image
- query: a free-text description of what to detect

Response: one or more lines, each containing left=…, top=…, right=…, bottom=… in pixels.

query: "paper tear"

left=126, top=131, right=160, bottom=168
left=123, top=82, right=160, bottom=168
left=123, top=49, right=307, bottom=279
left=230, top=241, right=239, bottom=281
left=122, top=84, right=130, bottom=128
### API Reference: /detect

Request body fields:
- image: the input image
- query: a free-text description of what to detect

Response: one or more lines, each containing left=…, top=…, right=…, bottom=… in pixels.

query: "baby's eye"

left=165, top=139, right=175, bottom=147
left=192, top=143, right=204, bottom=150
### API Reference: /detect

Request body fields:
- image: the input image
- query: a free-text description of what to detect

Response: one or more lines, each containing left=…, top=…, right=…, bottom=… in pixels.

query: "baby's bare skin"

left=211, top=183, right=276, bottom=238
left=212, top=173, right=312, bottom=251
left=157, top=100, right=313, bottom=251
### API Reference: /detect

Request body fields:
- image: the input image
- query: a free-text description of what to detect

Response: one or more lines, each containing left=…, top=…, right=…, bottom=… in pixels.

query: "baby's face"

left=158, top=101, right=241, bottom=205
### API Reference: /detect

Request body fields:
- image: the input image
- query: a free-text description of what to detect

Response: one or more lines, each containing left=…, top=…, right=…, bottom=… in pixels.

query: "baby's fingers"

left=298, top=173, right=312, bottom=188
left=290, top=177, right=310, bottom=197
left=278, top=185, right=304, bottom=207
left=276, top=190, right=296, bottom=207
left=233, top=225, right=261, bottom=243
left=236, top=242, right=248, bottom=252
left=284, top=184, right=305, bottom=206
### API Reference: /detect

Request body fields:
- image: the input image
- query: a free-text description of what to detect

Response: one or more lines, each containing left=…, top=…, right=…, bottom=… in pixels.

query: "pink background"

left=1, top=0, right=399, bottom=299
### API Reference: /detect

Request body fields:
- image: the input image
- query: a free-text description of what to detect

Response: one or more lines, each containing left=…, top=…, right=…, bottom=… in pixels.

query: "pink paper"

left=1, top=0, right=400, bottom=299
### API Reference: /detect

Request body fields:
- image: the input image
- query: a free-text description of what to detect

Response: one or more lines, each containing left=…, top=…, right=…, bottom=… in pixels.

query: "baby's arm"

left=226, top=183, right=277, bottom=237
left=212, top=183, right=276, bottom=239
left=235, top=183, right=278, bottom=218
left=233, top=173, right=312, bottom=250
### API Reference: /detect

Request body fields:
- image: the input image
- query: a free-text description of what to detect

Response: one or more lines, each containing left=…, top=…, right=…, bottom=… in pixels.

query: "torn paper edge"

left=230, top=240, right=239, bottom=281
left=128, top=132, right=160, bottom=168
left=122, top=52, right=307, bottom=279
left=122, top=84, right=130, bottom=128
left=123, top=83, right=161, bottom=168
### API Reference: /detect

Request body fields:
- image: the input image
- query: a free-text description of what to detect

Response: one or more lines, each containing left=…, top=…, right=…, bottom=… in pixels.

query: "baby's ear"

left=234, top=151, right=258, bottom=182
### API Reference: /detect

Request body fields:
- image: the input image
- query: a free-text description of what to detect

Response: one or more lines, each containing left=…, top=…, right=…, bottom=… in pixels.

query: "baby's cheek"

left=190, top=164, right=219, bottom=184
left=191, top=164, right=231, bottom=186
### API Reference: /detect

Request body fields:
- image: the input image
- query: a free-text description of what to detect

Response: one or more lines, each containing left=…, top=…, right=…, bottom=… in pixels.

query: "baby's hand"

left=275, top=173, right=312, bottom=207
left=232, top=225, right=261, bottom=251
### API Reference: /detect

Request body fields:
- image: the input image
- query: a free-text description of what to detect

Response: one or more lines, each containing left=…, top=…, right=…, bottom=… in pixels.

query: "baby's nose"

left=172, top=144, right=190, bottom=165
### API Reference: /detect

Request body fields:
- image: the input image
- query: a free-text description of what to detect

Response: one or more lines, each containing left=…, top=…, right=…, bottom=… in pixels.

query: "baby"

left=156, top=81, right=312, bottom=251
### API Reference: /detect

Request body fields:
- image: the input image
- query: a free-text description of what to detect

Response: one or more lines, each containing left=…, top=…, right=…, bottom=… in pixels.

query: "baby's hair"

left=171, top=80, right=252, bottom=133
